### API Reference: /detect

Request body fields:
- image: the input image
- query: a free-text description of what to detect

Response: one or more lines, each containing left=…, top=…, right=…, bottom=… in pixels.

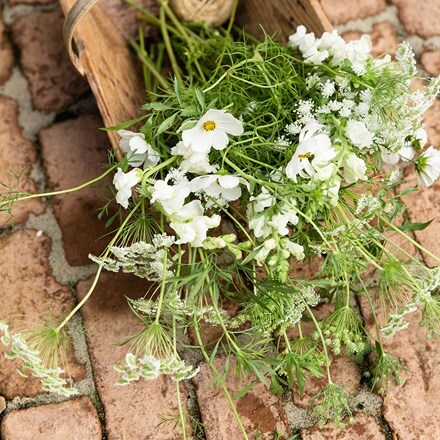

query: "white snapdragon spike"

left=113, top=167, right=143, bottom=209
left=182, top=109, right=244, bottom=153
left=283, top=240, right=305, bottom=260
left=170, top=200, right=221, bottom=247
left=118, top=130, right=160, bottom=168
left=268, top=203, right=299, bottom=236
left=345, top=120, right=374, bottom=149
left=191, top=174, right=248, bottom=202
left=416, top=146, right=440, bottom=187
left=171, top=141, right=218, bottom=174
left=343, top=153, right=367, bottom=183
left=285, top=122, right=336, bottom=182
left=150, top=179, right=191, bottom=214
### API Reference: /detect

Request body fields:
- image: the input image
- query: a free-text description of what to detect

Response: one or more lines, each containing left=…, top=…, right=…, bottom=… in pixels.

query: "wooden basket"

left=59, top=0, right=332, bottom=157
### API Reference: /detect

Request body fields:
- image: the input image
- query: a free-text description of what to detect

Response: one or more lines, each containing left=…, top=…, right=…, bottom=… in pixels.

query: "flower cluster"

left=115, top=352, right=199, bottom=385
left=0, top=322, right=77, bottom=397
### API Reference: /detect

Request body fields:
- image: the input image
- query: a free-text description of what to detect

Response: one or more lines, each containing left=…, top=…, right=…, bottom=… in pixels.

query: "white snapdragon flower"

left=248, top=187, right=275, bottom=213
left=343, top=153, right=367, bottom=183
left=346, top=120, right=374, bottom=149
left=416, top=146, right=440, bottom=187
left=268, top=207, right=299, bottom=236
left=182, top=109, right=244, bottom=153
left=283, top=240, right=305, bottom=260
left=113, top=167, right=143, bottom=209
left=118, top=130, right=160, bottom=168
left=171, top=141, right=218, bottom=174
left=286, top=122, right=336, bottom=182
left=191, top=174, right=247, bottom=202
left=170, top=200, right=221, bottom=247
left=381, top=145, right=415, bottom=165
left=150, top=180, right=191, bottom=214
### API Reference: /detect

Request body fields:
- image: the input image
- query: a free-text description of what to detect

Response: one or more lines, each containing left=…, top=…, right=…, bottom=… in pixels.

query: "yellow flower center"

left=202, top=120, right=217, bottom=131
left=298, top=152, right=312, bottom=159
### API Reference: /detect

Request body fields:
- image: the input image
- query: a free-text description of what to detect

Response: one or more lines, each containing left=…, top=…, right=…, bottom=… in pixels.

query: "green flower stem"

left=141, top=156, right=178, bottom=192
left=357, top=275, right=384, bottom=350
left=159, top=2, right=182, bottom=83
left=56, top=200, right=143, bottom=332
left=128, top=39, right=170, bottom=90
left=379, top=216, right=440, bottom=264
left=154, top=251, right=169, bottom=323
left=0, top=166, right=116, bottom=210
left=193, top=320, right=249, bottom=440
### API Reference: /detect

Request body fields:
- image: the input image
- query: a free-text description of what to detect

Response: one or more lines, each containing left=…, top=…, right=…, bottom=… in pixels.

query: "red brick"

left=194, top=357, right=289, bottom=439
left=392, top=0, right=440, bottom=39
left=421, top=50, right=440, bottom=77
left=321, top=0, right=387, bottom=26
left=11, top=8, right=89, bottom=112
left=301, top=412, right=385, bottom=439
left=39, top=115, right=114, bottom=266
left=343, top=22, right=400, bottom=58
left=0, top=8, right=14, bottom=85
left=0, top=96, right=45, bottom=227
left=0, top=229, right=86, bottom=399
left=401, top=168, right=440, bottom=268
left=76, top=272, right=190, bottom=439
left=358, top=296, right=440, bottom=439
left=424, top=98, right=440, bottom=148
left=0, top=396, right=101, bottom=439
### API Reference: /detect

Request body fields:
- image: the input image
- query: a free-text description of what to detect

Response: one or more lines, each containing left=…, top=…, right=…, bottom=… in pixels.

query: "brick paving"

left=0, top=0, right=439, bottom=439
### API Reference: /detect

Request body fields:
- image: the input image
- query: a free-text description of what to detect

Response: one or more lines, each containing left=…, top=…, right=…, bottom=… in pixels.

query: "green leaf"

left=269, top=375, right=284, bottom=396
left=195, top=87, right=205, bottom=110
left=398, top=219, right=434, bottom=232
left=156, top=113, right=177, bottom=136
left=142, top=102, right=174, bottom=112
left=399, top=185, right=418, bottom=196
left=100, top=114, right=149, bottom=131
left=233, top=379, right=259, bottom=400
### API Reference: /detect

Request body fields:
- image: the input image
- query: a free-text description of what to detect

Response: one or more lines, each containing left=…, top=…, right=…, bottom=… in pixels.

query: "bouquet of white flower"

left=1, top=1, right=440, bottom=434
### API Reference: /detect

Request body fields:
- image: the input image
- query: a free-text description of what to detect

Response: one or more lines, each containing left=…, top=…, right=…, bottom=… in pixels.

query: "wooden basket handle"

left=63, top=0, right=103, bottom=76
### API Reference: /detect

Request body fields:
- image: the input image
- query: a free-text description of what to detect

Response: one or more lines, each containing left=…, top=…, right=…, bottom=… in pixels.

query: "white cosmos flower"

left=285, top=122, right=336, bottom=182
left=150, top=180, right=191, bottom=214
left=171, top=141, right=218, bottom=174
left=343, top=153, right=367, bottom=183
left=113, top=167, right=143, bottom=209
left=345, top=120, right=374, bottom=149
left=416, top=146, right=440, bottom=187
left=182, top=109, right=244, bottom=153
left=170, top=200, right=221, bottom=247
left=190, top=174, right=248, bottom=202
left=118, top=130, right=160, bottom=168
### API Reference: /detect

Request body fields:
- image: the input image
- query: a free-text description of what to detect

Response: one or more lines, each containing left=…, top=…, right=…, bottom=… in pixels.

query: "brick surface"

left=301, top=412, right=385, bottom=439
left=0, top=229, right=86, bottom=399
left=0, top=395, right=5, bottom=413
left=194, top=357, right=289, bottom=439
left=0, top=396, right=101, bottom=439
left=12, top=8, right=89, bottom=112
left=421, top=50, right=440, bottom=77
left=392, top=0, right=440, bottom=39
left=76, top=272, right=190, bottom=439
left=0, top=8, right=14, bottom=85
left=0, top=96, right=45, bottom=227
left=401, top=168, right=440, bottom=268
left=424, top=98, right=440, bottom=148
left=321, top=0, right=387, bottom=26
left=39, top=115, right=114, bottom=266
left=343, top=22, right=400, bottom=58
left=359, top=296, right=440, bottom=440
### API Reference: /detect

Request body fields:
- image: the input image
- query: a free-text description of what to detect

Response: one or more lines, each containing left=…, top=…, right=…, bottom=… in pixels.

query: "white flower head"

left=118, top=130, right=160, bottom=168
left=182, top=109, right=243, bottom=153
left=150, top=179, right=191, bottom=215
left=113, top=167, right=143, bottom=209
left=171, top=141, right=218, bottom=175
left=345, top=120, right=374, bottom=149
left=416, top=146, right=440, bottom=187
left=286, top=122, right=336, bottom=182
left=343, top=153, right=367, bottom=183
left=191, top=174, right=248, bottom=202
left=170, top=200, right=221, bottom=247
